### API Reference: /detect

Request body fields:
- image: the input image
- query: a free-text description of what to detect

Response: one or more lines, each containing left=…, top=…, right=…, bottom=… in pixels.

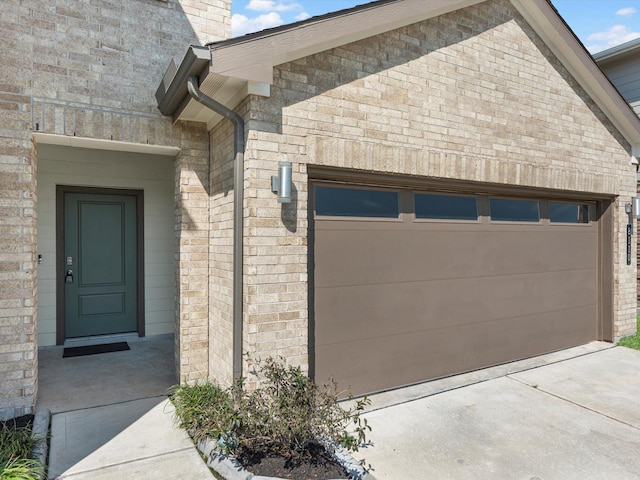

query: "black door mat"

left=63, top=342, right=130, bottom=358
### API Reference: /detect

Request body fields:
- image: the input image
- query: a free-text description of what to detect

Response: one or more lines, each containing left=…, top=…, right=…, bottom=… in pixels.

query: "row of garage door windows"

left=314, top=185, right=590, bottom=223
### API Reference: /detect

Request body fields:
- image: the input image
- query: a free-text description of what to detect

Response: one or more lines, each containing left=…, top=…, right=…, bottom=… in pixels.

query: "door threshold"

left=63, top=332, right=139, bottom=348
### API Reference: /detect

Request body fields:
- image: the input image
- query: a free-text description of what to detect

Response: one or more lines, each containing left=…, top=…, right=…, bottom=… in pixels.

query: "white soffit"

left=33, top=133, right=181, bottom=157
left=178, top=73, right=270, bottom=129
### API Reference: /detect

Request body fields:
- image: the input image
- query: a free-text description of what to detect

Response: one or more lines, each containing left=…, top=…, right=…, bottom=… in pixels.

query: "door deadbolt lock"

left=65, top=270, right=74, bottom=284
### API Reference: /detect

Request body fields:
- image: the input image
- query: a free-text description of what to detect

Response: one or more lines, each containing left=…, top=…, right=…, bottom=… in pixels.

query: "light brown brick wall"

left=174, top=124, right=212, bottom=384
left=0, top=139, right=38, bottom=421
left=237, top=0, right=636, bottom=374
left=208, top=115, right=236, bottom=386
left=0, top=0, right=230, bottom=419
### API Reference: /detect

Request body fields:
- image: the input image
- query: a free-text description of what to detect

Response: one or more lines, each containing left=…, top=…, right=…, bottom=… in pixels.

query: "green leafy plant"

left=0, top=419, right=43, bottom=480
left=0, top=423, right=37, bottom=461
left=171, top=357, right=371, bottom=464
left=169, top=381, right=242, bottom=451
left=0, top=457, right=43, bottom=480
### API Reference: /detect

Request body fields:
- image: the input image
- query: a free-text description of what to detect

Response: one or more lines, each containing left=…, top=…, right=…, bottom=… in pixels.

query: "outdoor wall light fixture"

left=271, top=161, right=293, bottom=203
left=634, top=197, right=640, bottom=219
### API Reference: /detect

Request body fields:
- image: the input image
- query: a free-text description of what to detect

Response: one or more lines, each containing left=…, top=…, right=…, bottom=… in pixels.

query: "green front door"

left=64, top=192, right=138, bottom=338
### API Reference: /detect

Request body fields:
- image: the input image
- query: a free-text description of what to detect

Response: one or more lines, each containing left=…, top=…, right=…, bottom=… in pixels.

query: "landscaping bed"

left=199, top=438, right=363, bottom=480
left=234, top=442, right=349, bottom=479
left=171, top=357, right=373, bottom=480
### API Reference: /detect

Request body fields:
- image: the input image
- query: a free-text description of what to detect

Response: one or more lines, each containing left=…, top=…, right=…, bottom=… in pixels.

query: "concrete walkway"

left=352, top=343, right=640, bottom=480
left=39, top=337, right=640, bottom=479
left=48, top=397, right=212, bottom=479
left=38, top=335, right=213, bottom=479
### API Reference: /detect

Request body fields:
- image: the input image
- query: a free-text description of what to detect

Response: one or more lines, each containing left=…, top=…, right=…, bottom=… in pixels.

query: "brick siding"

left=0, top=0, right=230, bottom=420
left=227, top=0, right=636, bottom=377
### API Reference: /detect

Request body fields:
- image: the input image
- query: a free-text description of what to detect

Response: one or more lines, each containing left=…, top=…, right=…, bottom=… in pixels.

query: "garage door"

left=311, top=182, right=601, bottom=397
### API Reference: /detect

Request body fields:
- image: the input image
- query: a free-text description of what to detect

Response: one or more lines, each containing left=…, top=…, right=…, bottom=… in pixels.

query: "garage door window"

left=415, top=193, right=478, bottom=220
left=549, top=202, right=589, bottom=223
left=490, top=198, right=540, bottom=222
left=315, top=186, right=399, bottom=218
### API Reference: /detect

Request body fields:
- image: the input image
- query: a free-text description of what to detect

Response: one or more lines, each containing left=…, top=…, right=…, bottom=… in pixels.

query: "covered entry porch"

left=36, top=334, right=175, bottom=413
left=34, top=335, right=213, bottom=479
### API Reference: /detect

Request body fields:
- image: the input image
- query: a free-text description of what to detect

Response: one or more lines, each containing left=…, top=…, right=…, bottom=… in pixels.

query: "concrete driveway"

left=352, top=342, right=640, bottom=480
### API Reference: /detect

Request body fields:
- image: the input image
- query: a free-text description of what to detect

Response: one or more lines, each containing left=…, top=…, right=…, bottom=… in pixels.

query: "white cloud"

left=295, top=12, right=311, bottom=21
left=616, top=7, right=637, bottom=16
left=246, top=0, right=301, bottom=12
left=232, top=12, right=284, bottom=37
left=586, top=24, right=640, bottom=53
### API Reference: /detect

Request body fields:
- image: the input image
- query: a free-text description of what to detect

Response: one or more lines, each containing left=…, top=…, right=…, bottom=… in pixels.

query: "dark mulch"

left=235, top=442, right=353, bottom=480
left=0, top=414, right=34, bottom=431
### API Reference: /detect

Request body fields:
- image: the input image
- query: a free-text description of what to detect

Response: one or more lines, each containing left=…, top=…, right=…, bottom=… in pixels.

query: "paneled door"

left=63, top=192, right=138, bottom=338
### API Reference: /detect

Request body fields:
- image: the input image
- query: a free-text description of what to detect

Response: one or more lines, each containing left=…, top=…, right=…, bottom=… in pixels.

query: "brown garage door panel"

left=312, top=185, right=601, bottom=397
left=314, top=305, right=596, bottom=396
left=314, top=228, right=596, bottom=288
left=315, top=268, right=597, bottom=345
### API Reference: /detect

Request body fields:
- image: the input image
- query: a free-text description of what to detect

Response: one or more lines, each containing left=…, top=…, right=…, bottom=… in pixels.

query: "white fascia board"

left=511, top=0, right=640, bottom=147
left=209, top=0, right=484, bottom=84
left=33, top=133, right=181, bottom=157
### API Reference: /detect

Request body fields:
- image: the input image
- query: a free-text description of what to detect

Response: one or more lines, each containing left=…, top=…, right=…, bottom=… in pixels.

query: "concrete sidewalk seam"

left=51, top=394, right=170, bottom=415
left=362, top=343, right=616, bottom=414
left=506, top=374, right=640, bottom=432
left=55, top=446, right=198, bottom=479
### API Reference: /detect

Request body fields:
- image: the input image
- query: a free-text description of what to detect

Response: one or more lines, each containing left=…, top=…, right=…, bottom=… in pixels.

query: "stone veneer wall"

left=0, top=0, right=230, bottom=420
left=233, top=0, right=636, bottom=377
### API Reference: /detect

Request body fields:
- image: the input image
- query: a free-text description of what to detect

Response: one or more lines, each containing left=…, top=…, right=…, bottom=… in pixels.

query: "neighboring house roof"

left=156, top=0, right=640, bottom=159
left=594, top=37, right=640, bottom=63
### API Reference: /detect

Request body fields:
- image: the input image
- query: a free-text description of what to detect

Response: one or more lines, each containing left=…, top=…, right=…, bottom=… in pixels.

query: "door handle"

left=65, top=270, right=74, bottom=284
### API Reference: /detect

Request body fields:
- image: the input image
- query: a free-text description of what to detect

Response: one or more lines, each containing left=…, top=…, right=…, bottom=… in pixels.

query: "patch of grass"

left=617, top=315, right=640, bottom=351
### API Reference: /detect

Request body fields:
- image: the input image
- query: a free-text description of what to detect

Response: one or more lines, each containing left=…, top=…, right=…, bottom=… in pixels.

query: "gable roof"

left=156, top=0, right=640, bottom=156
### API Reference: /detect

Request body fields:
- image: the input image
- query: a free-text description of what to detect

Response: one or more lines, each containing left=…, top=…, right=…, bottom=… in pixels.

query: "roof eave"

left=156, top=0, right=485, bottom=127
left=208, top=0, right=485, bottom=83
left=155, top=45, right=211, bottom=117
left=593, top=37, right=640, bottom=63
left=511, top=0, right=640, bottom=148
left=156, top=0, right=640, bottom=150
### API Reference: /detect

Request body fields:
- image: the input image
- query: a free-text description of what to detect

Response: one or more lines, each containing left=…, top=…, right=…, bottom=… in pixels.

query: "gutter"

left=156, top=45, right=246, bottom=383
left=155, top=46, right=210, bottom=117
left=186, top=76, right=246, bottom=384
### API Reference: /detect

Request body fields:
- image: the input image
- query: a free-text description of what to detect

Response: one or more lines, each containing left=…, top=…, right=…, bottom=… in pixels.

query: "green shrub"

left=171, top=357, right=371, bottom=462
left=170, top=382, right=240, bottom=449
